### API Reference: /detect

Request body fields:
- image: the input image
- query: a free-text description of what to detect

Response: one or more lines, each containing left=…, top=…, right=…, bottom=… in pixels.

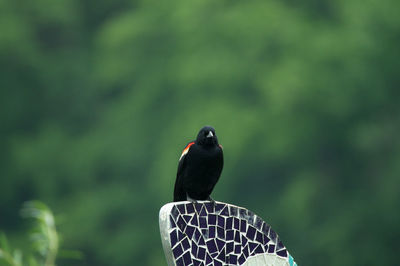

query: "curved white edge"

left=159, top=201, right=297, bottom=266
left=159, top=202, right=175, bottom=266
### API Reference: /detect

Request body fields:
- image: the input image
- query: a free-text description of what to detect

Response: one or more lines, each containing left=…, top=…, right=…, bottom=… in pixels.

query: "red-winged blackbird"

left=174, top=126, right=224, bottom=202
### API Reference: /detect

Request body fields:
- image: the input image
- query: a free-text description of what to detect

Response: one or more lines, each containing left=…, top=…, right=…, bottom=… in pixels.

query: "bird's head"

left=196, top=126, right=219, bottom=146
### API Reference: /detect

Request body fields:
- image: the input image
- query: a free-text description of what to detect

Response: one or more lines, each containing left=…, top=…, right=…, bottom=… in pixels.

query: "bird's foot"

left=186, top=194, right=198, bottom=204
left=207, top=196, right=216, bottom=205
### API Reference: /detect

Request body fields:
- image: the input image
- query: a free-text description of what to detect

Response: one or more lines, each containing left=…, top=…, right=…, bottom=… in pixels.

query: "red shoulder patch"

left=179, top=142, right=195, bottom=161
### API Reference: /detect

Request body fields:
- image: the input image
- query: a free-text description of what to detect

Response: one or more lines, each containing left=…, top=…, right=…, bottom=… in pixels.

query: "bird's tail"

left=173, top=180, right=186, bottom=202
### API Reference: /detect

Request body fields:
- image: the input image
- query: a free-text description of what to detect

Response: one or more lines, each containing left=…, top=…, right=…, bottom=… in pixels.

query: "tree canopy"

left=1, top=0, right=399, bottom=265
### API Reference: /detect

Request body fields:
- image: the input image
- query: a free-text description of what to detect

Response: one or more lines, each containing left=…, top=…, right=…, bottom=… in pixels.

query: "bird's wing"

left=179, top=141, right=195, bottom=161
left=174, top=141, right=195, bottom=201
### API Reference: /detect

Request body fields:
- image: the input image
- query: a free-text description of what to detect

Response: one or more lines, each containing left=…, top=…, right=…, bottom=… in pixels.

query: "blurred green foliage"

left=1, top=201, right=60, bottom=266
left=1, top=0, right=399, bottom=265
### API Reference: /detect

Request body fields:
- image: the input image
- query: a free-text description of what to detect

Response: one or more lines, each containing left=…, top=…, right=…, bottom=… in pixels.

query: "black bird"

left=174, top=126, right=224, bottom=202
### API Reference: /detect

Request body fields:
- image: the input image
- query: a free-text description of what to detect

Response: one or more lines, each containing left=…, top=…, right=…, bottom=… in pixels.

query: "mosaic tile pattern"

left=159, top=201, right=297, bottom=266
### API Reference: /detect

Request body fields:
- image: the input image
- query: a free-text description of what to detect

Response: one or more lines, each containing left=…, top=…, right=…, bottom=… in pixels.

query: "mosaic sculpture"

left=159, top=201, right=297, bottom=266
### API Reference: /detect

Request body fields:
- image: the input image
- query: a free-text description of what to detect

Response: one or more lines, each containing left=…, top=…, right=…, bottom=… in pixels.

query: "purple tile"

left=195, top=203, right=203, bottom=213
left=240, top=219, right=247, bottom=233
left=239, top=208, right=247, bottom=218
left=233, top=218, right=240, bottom=230
left=190, top=213, right=198, bottom=226
left=229, top=206, right=238, bottom=217
left=269, top=228, right=277, bottom=242
left=249, top=242, right=258, bottom=253
left=197, top=247, right=206, bottom=260
left=206, top=239, right=218, bottom=253
left=170, top=215, right=177, bottom=228
left=208, top=214, right=216, bottom=225
left=215, top=203, right=225, bottom=213
left=277, top=238, right=284, bottom=250
left=277, top=249, right=287, bottom=257
left=199, top=206, right=207, bottom=217
left=254, top=216, right=263, bottom=230
left=226, top=241, right=234, bottom=254
left=191, top=242, right=198, bottom=257
left=255, top=244, right=264, bottom=254
left=217, top=216, right=225, bottom=228
left=201, top=229, right=209, bottom=239
left=214, top=259, right=222, bottom=266
left=242, top=244, right=249, bottom=258
left=183, top=251, right=192, bottom=265
left=176, top=256, right=184, bottom=266
left=210, top=252, right=218, bottom=258
left=186, top=203, right=195, bottom=214
left=193, top=259, right=202, bottom=266
left=205, top=253, right=212, bottom=264
left=234, top=244, right=241, bottom=254
left=234, top=231, right=241, bottom=243
left=268, top=244, right=275, bottom=253
left=216, top=247, right=225, bottom=262
left=246, top=225, right=256, bottom=240
left=256, top=231, right=263, bottom=244
left=205, top=202, right=214, bottom=213
left=238, top=254, right=246, bottom=264
left=194, top=228, right=201, bottom=242
left=170, top=229, right=178, bottom=247
left=209, top=226, right=216, bottom=238
left=220, top=206, right=229, bottom=216
left=262, top=222, right=270, bottom=236
left=177, top=204, right=186, bottom=214
left=217, top=226, right=225, bottom=239
left=229, top=254, right=237, bottom=264
left=171, top=205, right=179, bottom=220
left=198, top=235, right=205, bottom=246
left=177, top=216, right=187, bottom=231
left=263, top=234, right=270, bottom=245
left=216, top=238, right=225, bottom=251
left=183, top=215, right=192, bottom=223
left=182, top=237, right=190, bottom=250
left=178, top=230, right=185, bottom=241
left=173, top=244, right=183, bottom=259
left=241, top=236, right=248, bottom=247
left=226, top=217, right=233, bottom=229
left=199, top=216, right=207, bottom=229
left=226, top=230, right=234, bottom=241
left=247, top=215, right=254, bottom=226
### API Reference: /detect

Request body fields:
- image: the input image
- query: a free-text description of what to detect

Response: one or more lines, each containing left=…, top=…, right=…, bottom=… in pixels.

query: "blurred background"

left=1, top=0, right=399, bottom=265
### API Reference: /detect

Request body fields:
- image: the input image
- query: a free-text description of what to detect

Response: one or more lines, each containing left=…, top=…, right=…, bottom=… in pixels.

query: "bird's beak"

left=207, top=131, right=214, bottom=138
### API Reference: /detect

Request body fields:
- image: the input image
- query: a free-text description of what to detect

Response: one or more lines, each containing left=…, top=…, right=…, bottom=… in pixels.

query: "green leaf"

left=58, top=249, right=84, bottom=260
left=0, top=233, right=10, bottom=253
left=12, top=250, right=22, bottom=266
